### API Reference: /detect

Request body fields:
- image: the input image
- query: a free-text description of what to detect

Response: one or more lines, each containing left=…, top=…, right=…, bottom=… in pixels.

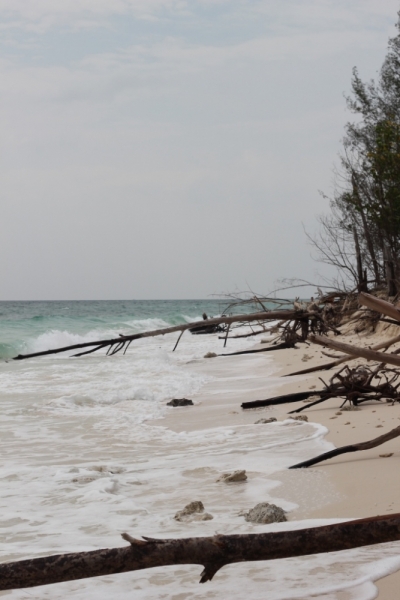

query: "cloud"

left=0, top=0, right=398, bottom=35
left=0, top=0, right=399, bottom=298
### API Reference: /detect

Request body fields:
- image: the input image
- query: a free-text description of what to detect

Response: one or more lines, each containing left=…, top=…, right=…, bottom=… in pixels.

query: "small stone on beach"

left=379, top=453, right=393, bottom=458
left=289, top=415, right=308, bottom=422
left=255, top=418, right=277, bottom=424
left=167, top=398, right=193, bottom=407
left=217, top=470, right=247, bottom=483
left=204, top=352, right=217, bottom=358
left=174, top=501, right=213, bottom=522
left=241, top=502, right=287, bottom=524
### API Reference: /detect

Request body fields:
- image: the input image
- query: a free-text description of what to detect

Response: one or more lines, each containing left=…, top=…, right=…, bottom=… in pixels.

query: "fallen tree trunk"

left=2, top=514, right=400, bottom=590
left=290, top=425, right=400, bottom=469
left=241, top=390, right=325, bottom=410
left=309, top=335, right=400, bottom=368
left=12, top=310, right=299, bottom=361
left=285, top=332, right=400, bottom=376
left=359, top=292, right=400, bottom=322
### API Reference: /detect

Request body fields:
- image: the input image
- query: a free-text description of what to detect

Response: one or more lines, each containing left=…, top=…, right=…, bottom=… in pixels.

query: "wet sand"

left=155, top=331, right=400, bottom=598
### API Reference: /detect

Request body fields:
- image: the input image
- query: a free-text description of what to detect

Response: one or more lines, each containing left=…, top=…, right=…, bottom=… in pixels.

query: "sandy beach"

left=2, top=304, right=400, bottom=599
left=154, top=328, right=400, bottom=599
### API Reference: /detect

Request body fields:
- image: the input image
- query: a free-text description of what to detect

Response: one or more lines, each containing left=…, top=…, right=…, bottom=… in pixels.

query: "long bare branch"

left=290, top=425, right=400, bottom=469
left=13, top=310, right=299, bottom=361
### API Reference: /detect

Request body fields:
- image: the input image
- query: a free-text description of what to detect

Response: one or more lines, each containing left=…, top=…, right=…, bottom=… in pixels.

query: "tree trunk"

left=2, top=515, right=400, bottom=589
left=12, top=310, right=300, bottom=361
left=359, top=293, right=400, bottom=322
left=309, top=334, right=400, bottom=367
left=352, top=223, right=368, bottom=292
left=285, top=330, right=400, bottom=376
left=384, top=244, right=397, bottom=296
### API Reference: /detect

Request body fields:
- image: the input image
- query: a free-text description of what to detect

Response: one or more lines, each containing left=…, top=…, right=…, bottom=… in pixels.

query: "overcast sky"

left=1, top=1, right=399, bottom=300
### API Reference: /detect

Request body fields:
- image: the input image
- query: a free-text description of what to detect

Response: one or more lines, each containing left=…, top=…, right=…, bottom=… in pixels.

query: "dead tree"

left=12, top=310, right=300, bottom=361
left=2, top=515, right=400, bottom=590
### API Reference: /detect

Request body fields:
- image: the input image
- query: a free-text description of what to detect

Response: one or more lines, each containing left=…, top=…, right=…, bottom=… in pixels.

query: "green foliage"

left=322, top=12, right=400, bottom=293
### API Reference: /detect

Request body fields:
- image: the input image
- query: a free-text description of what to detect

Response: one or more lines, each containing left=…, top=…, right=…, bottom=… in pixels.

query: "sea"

left=1, top=300, right=400, bottom=600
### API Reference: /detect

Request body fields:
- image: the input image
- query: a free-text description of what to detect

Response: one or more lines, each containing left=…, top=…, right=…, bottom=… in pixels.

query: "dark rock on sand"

left=167, top=398, right=194, bottom=407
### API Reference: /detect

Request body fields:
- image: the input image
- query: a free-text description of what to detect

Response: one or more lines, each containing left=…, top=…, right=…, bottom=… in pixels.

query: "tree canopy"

left=312, top=13, right=400, bottom=295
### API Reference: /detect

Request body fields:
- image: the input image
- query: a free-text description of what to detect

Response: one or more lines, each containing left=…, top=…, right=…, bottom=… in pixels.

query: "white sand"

left=154, top=331, right=400, bottom=598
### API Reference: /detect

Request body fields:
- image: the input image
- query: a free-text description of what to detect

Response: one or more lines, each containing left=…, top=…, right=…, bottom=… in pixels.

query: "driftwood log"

left=12, top=310, right=300, bottom=361
left=359, top=292, right=400, bottom=322
left=241, top=390, right=325, bottom=410
left=310, top=335, right=400, bottom=368
left=292, top=363, right=400, bottom=412
left=290, top=425, right=400, bottom=469
left=245, top=361, right=400, bottom=413
left=2, top=515, right=400, bottom=590
left=285, top=332, right=400, bottom=377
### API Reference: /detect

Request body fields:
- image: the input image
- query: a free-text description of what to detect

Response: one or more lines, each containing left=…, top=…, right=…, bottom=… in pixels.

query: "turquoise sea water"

left=0, top=299, right=230, bottom=360
left=1, top=300, right=400, bottom=599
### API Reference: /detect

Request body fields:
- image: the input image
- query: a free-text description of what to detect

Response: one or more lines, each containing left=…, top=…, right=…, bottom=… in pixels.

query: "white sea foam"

left=1, top=320, right=400, bottom=599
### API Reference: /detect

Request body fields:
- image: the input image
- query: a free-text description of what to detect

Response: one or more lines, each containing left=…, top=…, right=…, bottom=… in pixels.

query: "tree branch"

left=290, top=425, right=400, bottom=468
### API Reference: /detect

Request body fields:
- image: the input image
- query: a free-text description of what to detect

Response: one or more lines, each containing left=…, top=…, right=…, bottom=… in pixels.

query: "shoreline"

left=270, top=339, right=400, bottom=598
left=153, top=331, right=400, bottom=598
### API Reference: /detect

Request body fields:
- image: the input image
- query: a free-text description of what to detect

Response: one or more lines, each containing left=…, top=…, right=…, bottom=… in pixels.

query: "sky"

left=1, top=0, right=399, bottom=300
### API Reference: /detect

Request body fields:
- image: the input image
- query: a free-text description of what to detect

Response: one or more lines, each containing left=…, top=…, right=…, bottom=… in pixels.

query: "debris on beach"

left=289, top=415, right=308, bottom=422
left=204, top=352, right=217, bottom=358
left=301, top=354, right=313, bottom=362
left=255, top=417, right=277, bottom=424
left=167, top=398, right=193, bottom=407
left=174, top=501, right=213, bottom=522
left=12, top=292, right=343, bottom=361
left=217, top=470, right=247, bottom=483
left=290, top=424, right=400, bottom=469
left=241, top=502, right=287, bottom=524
